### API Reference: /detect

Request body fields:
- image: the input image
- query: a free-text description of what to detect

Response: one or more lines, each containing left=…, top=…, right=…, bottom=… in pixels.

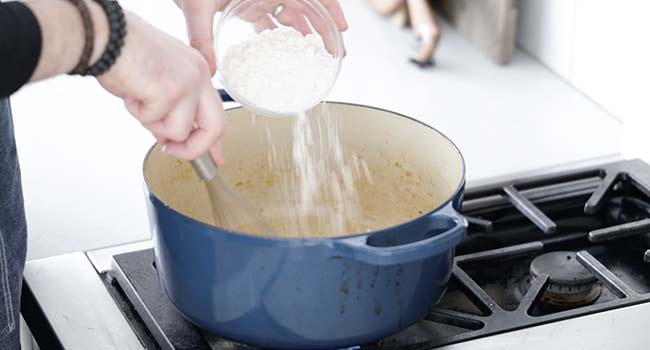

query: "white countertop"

left=11, top=1, right=622, bottom=259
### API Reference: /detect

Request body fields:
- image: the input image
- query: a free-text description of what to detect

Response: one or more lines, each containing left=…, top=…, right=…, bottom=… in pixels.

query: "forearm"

left=25, top=0, right=109, bottom=81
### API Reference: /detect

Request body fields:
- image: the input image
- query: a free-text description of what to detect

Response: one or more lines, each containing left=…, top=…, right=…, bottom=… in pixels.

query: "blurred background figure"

left=367, top=0, right=440, bottom=67
left=366, top=0, right=518, bottom=67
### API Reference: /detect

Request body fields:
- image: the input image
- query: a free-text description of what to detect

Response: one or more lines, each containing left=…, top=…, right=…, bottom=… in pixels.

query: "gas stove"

left=22, top=159, right=650, bottom=349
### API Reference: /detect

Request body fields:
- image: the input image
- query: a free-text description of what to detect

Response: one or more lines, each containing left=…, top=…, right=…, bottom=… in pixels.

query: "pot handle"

left=218, top=89, right=235, bottom=103
left=333, top=203, right=468, bottom=266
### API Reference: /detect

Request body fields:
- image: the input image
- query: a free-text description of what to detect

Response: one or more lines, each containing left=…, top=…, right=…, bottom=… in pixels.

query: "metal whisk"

left=191, top=153, right=275, bottom=235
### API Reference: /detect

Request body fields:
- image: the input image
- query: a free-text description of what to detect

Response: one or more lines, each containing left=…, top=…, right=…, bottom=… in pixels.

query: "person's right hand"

left=174, top=0, right=349, bottom=75
left=97, top=11, right=225, bottom=164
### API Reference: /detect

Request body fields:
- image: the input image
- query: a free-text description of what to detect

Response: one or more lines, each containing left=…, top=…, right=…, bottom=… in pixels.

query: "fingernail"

left=161, top=144, right=168, bottom=153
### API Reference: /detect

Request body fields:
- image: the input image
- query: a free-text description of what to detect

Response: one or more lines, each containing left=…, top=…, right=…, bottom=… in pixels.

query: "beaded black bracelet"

left=83, top=0, right=126, bottom=76
left=67, top=0, right=95, bottom=75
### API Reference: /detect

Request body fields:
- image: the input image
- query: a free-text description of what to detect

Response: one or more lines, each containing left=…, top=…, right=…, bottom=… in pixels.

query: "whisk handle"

left=191, top=153, right=219, bottom=181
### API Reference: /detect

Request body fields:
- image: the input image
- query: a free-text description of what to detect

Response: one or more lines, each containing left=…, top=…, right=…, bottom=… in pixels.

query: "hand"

left=174, top=0, right=349, bottom=75
left=23, top=1, right=225, bottom=163
left=98, top=12, right=225, bottom=163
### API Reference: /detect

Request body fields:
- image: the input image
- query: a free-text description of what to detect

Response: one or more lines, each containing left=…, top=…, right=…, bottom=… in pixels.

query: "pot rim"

left=142, top=101, right=467, bottom=243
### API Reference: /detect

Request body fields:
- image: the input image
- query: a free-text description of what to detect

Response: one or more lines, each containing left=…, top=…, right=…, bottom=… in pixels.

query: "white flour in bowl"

left=221, top=27, right=339, bottom=115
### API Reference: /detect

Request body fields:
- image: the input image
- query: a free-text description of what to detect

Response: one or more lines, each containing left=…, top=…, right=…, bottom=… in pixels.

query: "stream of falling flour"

left=265, top=104, right=374, bottom=237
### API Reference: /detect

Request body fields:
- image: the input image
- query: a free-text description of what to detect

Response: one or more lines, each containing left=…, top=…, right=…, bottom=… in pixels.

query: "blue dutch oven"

left=143, top=100, right=467, bottom=349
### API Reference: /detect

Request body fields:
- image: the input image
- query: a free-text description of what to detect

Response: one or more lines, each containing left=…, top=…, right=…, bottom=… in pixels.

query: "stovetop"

left=22, top=159, right=650, bottom=349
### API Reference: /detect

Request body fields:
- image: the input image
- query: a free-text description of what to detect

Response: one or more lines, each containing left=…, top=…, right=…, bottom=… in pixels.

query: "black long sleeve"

left=0, top=1, right=42, bottom=98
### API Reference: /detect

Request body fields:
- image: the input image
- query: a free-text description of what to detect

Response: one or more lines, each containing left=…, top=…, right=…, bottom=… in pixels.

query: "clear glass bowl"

left=214, top=0, right=344, bottom=117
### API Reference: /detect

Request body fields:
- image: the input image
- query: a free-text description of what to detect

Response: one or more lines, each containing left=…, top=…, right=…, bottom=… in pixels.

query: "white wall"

left=517, top=0, right=650, bottom=161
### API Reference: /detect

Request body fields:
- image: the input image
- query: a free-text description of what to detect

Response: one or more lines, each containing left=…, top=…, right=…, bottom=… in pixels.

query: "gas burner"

left=529, top=251, right=602, bottom=307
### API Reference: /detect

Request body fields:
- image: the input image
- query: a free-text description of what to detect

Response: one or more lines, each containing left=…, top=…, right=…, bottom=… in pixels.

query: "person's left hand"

left=174, top=0, right=349, bottom=75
